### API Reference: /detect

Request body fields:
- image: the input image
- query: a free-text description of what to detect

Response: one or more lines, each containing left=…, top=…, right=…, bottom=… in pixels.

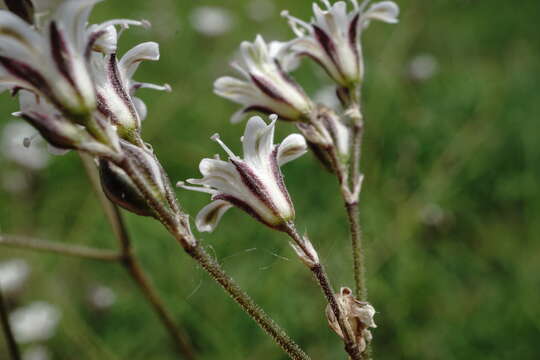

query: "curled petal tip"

left=176, top=181, right=185, bottom=188
left=210, top=133, right=220, bottom=141
left=280, top=10, right=290, bottom=17
left=269, top=114, right=278, bottom=121
left=140, top=19, right=151, bottom=29
left=163, top=83, right=172, bottom=92
left=11, top=111, right=23, bottom=117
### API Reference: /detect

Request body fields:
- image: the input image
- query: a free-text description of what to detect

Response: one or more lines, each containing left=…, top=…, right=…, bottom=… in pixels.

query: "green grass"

left=1, top=0, right=539, bottom=359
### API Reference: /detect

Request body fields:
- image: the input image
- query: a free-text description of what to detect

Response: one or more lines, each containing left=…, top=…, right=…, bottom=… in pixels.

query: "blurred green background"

left=1, top=0, right=539, bottom=359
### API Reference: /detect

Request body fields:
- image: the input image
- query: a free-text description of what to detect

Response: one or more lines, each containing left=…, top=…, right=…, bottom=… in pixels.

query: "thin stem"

left=0, top=235, right=121, bottom=261
left=117, top=145, right=309, bottom=359
left=122, top=254, right=196, bottom=360
left=186, top=244, right=311, bottom=360
left=0, top=289, right=21, bottom=360
left=345, top=202, right=367, bottom=301
left=80, top=153, right=196, bottom=359
left=345, top=89, right=367, bottom=301
left=284, top=224, right=362, bottom=360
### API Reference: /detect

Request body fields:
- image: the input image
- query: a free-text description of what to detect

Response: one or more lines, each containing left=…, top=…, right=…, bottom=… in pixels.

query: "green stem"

left=0, top=289, right=21, bottom=360
left=186, top=244, right=311, bottom=360
left=0, top=235, right=120, bottom=261
left=80, top=153, right=197, bottom=359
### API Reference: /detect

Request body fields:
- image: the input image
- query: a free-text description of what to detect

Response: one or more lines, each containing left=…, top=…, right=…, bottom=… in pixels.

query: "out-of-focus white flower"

left=22, top=345, right=50, bottom=360
left=1, top=169, right=30, bottom=193
left=215, top=35, right=314, bottom=123
left=87, top=285, right=116, bottom=310
left=0, top=259, right=30, bottom=295
left=246, top=0, right=276, bottom=22
left=10, top=302, right=61, bottom=344
left=178, top=115, right=307, bottom=232
left=408, top=54, right=439, bottom=81
left=419, top=203, right=446, bottom=226
left=1, top=121, right=50, bottom=170
left=190, top=6, right=234, bottom=37
left=282, top=0, right=399, bottom=87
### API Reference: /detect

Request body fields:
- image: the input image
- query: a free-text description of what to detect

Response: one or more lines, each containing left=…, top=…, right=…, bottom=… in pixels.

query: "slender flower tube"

left=281, top=0, right=399, bottom=87
left=178, top=115, right=307, bottom=232
left=214, top=35, right=314, bottom=123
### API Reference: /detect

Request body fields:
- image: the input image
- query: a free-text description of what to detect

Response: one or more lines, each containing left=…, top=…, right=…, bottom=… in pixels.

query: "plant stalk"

left=284, top=224, right=362, bottom=360
left=0, top=289, right=20, bottom=360
left=0, top=235, right=120, bottom=261
left=186, top=244, right=311, bottom=360
left=80, top=153, right=196, bottom=359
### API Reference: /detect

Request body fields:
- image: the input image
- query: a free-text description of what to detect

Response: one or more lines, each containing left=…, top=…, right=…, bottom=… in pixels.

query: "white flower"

left=10, top=302, right=61, bottom=344
left=0, top=0, right=152, bottom=156
left=282, top=0, right=399, bottom=87
left=214, top=35, right=314, bottom=123
left=23, top=345, right=51, bottom=360
left=190, top=6, right=234, bottom=37
left=178, top=115, right=307, bottom=232
left=87, top=285, right=116, bottom=310
left=0, top=259, right=30, bottom=295
left=16, top=90, right=120, bottom=157
left=0, top=0, right=144, bottom=117
left=1, top=121, right=50, bottom=170
left=408, top=53, right=439, bottom=81
left=90, top=38, right=171, bottom=140
left=246, top=0, right=276, bottom=23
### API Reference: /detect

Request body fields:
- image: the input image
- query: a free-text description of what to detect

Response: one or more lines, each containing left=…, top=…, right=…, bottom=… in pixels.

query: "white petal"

left=0, top=10, right=42, bottom=60
left=132, top=97, right=147, bottom=121
left=119, top=42, right=160, bottom=79
left=54, top=0, right=101, bottom=51
left=277, top=133, right=307, bottom=166
left=195, top=200, right=233, bottom=232
left=242, top=116, right=276, bottom=167
left=214, top=76, right=256, bottom=105
left=364, top=1, right=399, bottom=24
left=88, top=24, right=118, bottom=53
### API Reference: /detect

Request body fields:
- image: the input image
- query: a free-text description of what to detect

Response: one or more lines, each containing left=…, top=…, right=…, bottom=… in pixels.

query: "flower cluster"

left=0, top=0, right=174, bottom=218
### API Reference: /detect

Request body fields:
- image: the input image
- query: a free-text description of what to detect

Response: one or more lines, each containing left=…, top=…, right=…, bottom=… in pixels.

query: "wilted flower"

left=10, top=301, right=61, bottom=344
left=178, top=115, right=307, bottom=232
left=282, top=0, right=399, bottom=87
left=99, top=140, right=170, bottom=217
left=326, top=287, right=376, bottom=353
left=0, top=259, right=30, bottom=296
left=190, top=6, right=234, bottom=37
left=214, top=35, right=314, bottom=123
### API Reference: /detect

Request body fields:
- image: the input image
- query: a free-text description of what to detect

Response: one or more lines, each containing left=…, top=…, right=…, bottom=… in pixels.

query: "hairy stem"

left=0, top=289, right=20, bottom=360
left=0, top=235, right=120, bottom=261
left=186, top=244, right=311, bottom=360
left=284, top=224, right=362, bottom=360
left=80, top=153, right=196, bottom=359
left=118, top=146, right=309, bottom=359
left=345, top=202, right=367, bottom=301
